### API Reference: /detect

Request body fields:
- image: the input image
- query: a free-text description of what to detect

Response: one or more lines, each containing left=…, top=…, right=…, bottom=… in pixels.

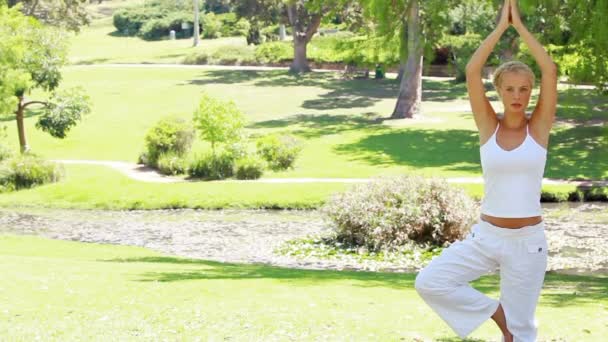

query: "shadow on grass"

left=103, top=256, right=416, bottom=289
left=248, top=113, right=385, bottom=138
left=103, top=257, right=608, bottom=308
left=546, top=125, right=608, bottom=180
left=421, top=79, right=470, bottom=102
left=181, top=70, right=474, bottom=111
left=72, top=58, right=110, bottom=65
left=556, top=88, right=608, bottom=122
left=0, top=108, right=43, bottom=122
left=334, top=128, right=481, bottom=172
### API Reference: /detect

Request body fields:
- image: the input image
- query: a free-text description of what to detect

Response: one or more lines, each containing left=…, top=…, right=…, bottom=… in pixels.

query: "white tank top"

left=480, top=122, right=547, bottom=218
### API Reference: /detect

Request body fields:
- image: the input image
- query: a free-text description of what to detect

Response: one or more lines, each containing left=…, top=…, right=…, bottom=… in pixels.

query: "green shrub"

left=0, top=154, right=63, bottom=191
left=113, top=7, right=165, bottom=35
left=137, top=11, right=194, bottom=40
left=233, top=18, right=251, bottom=37
left=255, top=42, right=293, bottom=64
left=235, top=156, right=265, bottom=180
left=321, top=176, right=479, bottom=250
left=210, top=45, right=256, bottom=64
left=201, top=12, right=222, bottom=39
left=143, top=116, right=195, bottom=166
left=216, top=13, right=249, bottom=37
left=256, top=134, right=302, bottom=171
left=183, top=51, right=210, bottom=65
left=188, top=151, right=235, bottom=180
left=156, top=152, right=189, bottom=175
left=184, top=46, right=256, bottom=65
left=441, top=34, right=483, bottom=82
left=139, top=18, right=168, bottom=40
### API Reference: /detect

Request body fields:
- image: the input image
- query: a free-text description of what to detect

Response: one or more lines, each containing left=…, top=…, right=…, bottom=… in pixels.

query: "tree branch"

left=22, top=100, right=48, bottom=109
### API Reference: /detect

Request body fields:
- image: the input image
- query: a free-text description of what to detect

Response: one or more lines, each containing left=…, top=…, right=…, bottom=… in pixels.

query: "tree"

left=193, top=0, right=200, bottom=46
left=0, top=5, right=91, bottom=153
left=515, top=0, right=608, bottom=91
left=7, top=0, right=90, bottom=32
left=193, top=93, right=245, bottom=154
left=360, top=0, right=458, bottom=119
left=232, top=0, right=284, bottom=45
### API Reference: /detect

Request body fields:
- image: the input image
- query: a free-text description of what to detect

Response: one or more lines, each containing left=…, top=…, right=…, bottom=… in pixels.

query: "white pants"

left=415, top=220, right=548, bottom=341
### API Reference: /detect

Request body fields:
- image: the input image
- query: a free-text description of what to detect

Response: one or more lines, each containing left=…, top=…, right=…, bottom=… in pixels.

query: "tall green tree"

left=360, top=0, right=459, bottom=119
left=0, top=5, right=91, bottom=153
left=7, top=0, right=90, bottom=32
left=285, top=0, right=354, bottom=73
left=232, top=0, right=284, bottom=45
left=514, top=0, right=608, bottom=90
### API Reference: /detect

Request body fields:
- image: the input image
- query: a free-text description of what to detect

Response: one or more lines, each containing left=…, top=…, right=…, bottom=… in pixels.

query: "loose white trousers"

left=415, top=220, right=548, bottom=341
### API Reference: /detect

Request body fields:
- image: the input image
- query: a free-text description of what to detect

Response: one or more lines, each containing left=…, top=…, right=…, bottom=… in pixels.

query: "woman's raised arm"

left=465, top=0, right=510, bottom=140
left=510, top=0, right=558, bottom=135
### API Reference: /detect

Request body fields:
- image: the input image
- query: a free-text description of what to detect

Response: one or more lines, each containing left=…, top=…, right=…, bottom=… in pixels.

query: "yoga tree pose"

left=415, top=0, right=557, bottom=341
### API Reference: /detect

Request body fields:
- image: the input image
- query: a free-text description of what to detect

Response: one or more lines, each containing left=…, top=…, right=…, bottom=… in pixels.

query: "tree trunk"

left=193, top=0, right=200, bottom=47
left=287, top=4, right=321, bottom=74
left=15, top=97, right=29, bottom=153
left=290, top=37, right=310, bottom=73
left=391, top=0, right=423, bottom=119
left=396, top=20, right=408, bottom=82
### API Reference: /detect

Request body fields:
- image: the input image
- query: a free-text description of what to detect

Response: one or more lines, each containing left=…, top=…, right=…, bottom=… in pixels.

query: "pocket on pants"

left=525, top=238, right=548, bottom=255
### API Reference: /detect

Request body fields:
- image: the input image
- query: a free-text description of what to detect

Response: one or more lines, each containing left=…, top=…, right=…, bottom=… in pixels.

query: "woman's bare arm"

left=511, top=0, right=557, bottom=138
left=465, top=0, right=510, bottom=141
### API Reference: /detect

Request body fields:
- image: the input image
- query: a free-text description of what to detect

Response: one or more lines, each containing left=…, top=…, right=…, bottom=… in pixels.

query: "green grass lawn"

left=7, top=66, right=606, bottom=181
left=1, top=235, right=606, bottom=341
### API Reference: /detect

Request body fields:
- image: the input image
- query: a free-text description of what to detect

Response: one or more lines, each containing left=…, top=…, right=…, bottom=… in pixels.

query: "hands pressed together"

left=498, top=0, right=525, bottom=31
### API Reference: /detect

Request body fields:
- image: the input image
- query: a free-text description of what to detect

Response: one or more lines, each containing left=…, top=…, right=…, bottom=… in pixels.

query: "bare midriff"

left=480, top=214, right=543, bottom=229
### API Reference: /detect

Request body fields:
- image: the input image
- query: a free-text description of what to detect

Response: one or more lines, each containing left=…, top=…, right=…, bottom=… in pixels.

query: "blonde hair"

left=492, top=61, right=535, bottom=91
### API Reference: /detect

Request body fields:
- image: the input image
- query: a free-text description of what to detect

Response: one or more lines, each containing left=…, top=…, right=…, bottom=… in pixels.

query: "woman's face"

left=498, top=71, right=532, bottom=114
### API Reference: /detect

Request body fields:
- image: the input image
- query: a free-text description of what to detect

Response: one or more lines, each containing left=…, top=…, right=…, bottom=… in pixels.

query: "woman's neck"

left=501, top=111, right=527, bottom=129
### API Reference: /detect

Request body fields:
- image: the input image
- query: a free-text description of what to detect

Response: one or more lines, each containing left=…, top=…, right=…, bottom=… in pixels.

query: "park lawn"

left=6, top=66, right=606, bottom=181
left=0, top=234, right=606, bottom=341
left=69, top=15, right=249, bottom=65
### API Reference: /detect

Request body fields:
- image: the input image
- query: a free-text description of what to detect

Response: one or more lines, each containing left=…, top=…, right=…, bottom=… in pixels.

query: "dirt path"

left=54, top=159, right=607, bottom=187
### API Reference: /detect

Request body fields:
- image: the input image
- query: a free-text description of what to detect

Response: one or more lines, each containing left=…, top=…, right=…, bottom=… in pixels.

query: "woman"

left=414, top=0, right=557, bottom=341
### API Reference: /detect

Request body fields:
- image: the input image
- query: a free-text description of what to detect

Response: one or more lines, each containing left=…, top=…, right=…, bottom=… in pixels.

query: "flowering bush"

left=321, top=176, right=478, bottom=250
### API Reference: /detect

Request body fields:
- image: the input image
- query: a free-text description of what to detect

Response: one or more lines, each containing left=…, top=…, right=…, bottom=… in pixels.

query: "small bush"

left=0, top=154, right=63, bottom=191
left=235, top=156, right=265, bottom=180
left=256, top=134, right=302, bottom=171
left=188, top=151, right=235, bottom=180
left=321, top=176, right=478, bottom=251
left=139, top=18, right=168, bottom=40
left=183, top=51, right=210, bottom=65
left=143, top=116, right=195, bottom=166
left=202, top=12, right=222, bottom=39
left=255, top=42, right=293, bottom=64
left=216, top=13, right=249, bottom=37
left=210, top=45, right=256, bottom=64
left=156, top=152, right=189, bottom=175
left=113, top=7, right=165, bottom=35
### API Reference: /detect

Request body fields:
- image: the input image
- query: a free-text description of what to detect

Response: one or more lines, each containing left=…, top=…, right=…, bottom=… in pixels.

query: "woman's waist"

left=480, top=214, right=543, bottom=229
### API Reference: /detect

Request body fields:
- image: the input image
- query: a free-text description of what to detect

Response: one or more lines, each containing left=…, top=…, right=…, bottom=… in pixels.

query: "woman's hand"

left=497, top=0, right=511, bottom=31
left=510, top=0, right=524, bottom=29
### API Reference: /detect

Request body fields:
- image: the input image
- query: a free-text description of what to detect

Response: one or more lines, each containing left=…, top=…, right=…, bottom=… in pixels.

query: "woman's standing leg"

left=499, top=231, right=548, bottom=341
left=415, top=225, right=502, bottom=338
